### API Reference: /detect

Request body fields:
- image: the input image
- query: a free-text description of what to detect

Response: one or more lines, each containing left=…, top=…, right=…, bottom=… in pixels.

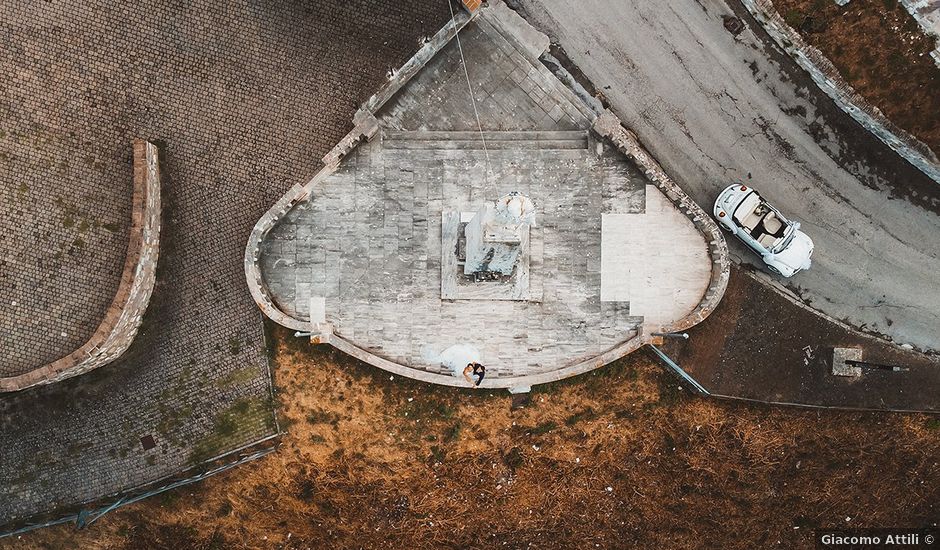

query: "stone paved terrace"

left=0, top=0, right=451, bottom=527
left=255, top=4, right=715, bottom=387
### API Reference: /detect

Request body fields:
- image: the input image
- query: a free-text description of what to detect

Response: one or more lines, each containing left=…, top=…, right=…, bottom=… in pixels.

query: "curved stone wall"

left=0, top=139, right=161, bottom=392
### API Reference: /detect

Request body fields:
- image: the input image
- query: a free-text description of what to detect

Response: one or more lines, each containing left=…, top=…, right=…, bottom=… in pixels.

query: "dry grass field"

left=7, top=324, right=939, bottom=549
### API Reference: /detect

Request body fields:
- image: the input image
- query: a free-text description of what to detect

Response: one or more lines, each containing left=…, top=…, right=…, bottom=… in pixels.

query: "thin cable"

left=446, top=0, right=494, bottom=199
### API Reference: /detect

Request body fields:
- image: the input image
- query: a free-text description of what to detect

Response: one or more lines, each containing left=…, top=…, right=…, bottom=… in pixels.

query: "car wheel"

left=766, top=265, right=781, bottom=275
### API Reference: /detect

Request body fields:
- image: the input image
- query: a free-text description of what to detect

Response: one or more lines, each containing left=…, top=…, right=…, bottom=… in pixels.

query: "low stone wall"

left=592, top=110, right=731, bottom=336
left=0, top=139, right=161, bottom=392
left=741, top=0, right=940, bottom=184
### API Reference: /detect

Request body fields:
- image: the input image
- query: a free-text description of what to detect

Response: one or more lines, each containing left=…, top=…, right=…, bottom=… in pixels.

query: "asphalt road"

left=512, top=0, right=940, bottom=352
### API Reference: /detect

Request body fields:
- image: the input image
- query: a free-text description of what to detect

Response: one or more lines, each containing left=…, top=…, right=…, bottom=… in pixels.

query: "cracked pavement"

left=512, top=0, right=940, bottom=351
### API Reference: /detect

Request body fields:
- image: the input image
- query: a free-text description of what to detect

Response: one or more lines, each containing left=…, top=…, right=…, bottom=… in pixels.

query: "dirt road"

left=511, top=0, right=940, bottom=351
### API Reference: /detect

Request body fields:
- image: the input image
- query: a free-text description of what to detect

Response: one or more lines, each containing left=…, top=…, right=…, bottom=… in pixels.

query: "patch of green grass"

left=62, top=215, right=75, bottom=228
left=156, top=404, right=193, bottom=439
left=214, top=366, right=258, bottom=389
left=102, top=222, right=119, bottom=232
left=400, top=397, right=456, bottom=421
left=784, top=9, right=803, bottom=28
left=158, top=487, right=182, bottom=507
left=306, top=409, right=340, bottom=426
left=189, top=397, right=274, bottom=464
left=428, top=445, right=446, bottom=464
left=926, top=418, right=940, bottom=430
left=443, top=422, right=462, bottom=443
left=503, top=447, right=524, bottom=471
left=663, top=432, right=676, bottom=452
left=228, top=338, right=241, bottom=356
left=535, top=356, right=639, bottom=395
left=614, top=409, right=637, bottom=420
left=65, top=441, right=93, bottom=457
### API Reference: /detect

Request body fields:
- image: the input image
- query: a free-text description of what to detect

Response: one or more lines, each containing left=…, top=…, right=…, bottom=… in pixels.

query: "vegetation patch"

left=189, top=397, right=273, bottom=464
left=23, top=325, right=940, bottom=550
left=213, top=366, right=258, bottom=389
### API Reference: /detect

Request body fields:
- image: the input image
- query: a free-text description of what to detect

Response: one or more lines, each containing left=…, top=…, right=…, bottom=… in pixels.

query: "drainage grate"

left=139, top=434, right=156, bottom=451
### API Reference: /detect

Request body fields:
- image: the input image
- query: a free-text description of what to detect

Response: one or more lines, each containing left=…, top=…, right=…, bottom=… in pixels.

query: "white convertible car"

left=713, top=184, right=814, bottom=277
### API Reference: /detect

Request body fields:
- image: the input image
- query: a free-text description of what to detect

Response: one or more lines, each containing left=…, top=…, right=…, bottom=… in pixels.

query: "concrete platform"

left=248, top=2, right=723, bottom=389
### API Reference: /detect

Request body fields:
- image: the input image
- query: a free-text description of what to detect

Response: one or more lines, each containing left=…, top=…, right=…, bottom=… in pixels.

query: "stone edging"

left=592, top=110, right=731, bottom=336
left=740, top=0, right=940, bottom=183
left=0, top=139, right=162, bottom=392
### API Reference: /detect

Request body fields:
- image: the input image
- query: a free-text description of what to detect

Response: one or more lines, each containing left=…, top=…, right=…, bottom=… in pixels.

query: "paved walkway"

left=256, top=6, right=714, bottom=384
left=601, top=186, right=711, bottom=327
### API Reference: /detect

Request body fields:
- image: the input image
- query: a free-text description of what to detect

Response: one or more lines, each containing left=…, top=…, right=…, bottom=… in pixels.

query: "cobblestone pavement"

left=0, top=0, right=449, bottom=526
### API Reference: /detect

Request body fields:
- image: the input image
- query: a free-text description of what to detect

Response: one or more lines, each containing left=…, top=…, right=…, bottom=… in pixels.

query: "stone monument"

left=464, top=192, right=536, bottom=276
left=441, top=192, right=539, bottom=301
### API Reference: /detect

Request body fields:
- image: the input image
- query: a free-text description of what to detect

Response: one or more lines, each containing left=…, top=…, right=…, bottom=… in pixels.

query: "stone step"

left=383, top=130, right=589, bottom=150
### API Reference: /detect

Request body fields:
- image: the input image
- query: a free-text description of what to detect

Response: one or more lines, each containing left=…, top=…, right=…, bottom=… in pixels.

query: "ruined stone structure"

left=245, top=1, right=730, bottom=390
left=463, top=192, right=535, bottom=276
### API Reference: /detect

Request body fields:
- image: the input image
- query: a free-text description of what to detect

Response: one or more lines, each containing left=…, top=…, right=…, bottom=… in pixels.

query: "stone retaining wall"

left=741, top=0, right=940, bottom=184
left=0, top=139, right=161, bottom=392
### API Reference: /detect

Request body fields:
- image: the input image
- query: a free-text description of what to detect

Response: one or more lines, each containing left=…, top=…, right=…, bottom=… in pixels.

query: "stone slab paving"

left=257, top=14, right=713, bottom=383
left=0, top=0, right=450, bottom=527
left=601, top=186, right=712, bottom=327
left=260, top=141, right=647, bottom=378
left=0, top=47, right=132, bottom=377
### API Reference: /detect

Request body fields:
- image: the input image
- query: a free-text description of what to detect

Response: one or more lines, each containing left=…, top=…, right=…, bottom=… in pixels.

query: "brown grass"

left=773, top=0, right=940, bottom=153
left=7, top=325, right=939, bottom=550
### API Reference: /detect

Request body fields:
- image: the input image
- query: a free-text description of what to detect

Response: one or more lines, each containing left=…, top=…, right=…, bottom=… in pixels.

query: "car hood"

left=765, top=230, right=814, bottom=276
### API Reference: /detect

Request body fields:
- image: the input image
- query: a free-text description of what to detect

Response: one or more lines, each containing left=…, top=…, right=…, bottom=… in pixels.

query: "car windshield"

left=772, top=224, right=796, bottom=253
left=731, top=191, right=760, bottom=226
